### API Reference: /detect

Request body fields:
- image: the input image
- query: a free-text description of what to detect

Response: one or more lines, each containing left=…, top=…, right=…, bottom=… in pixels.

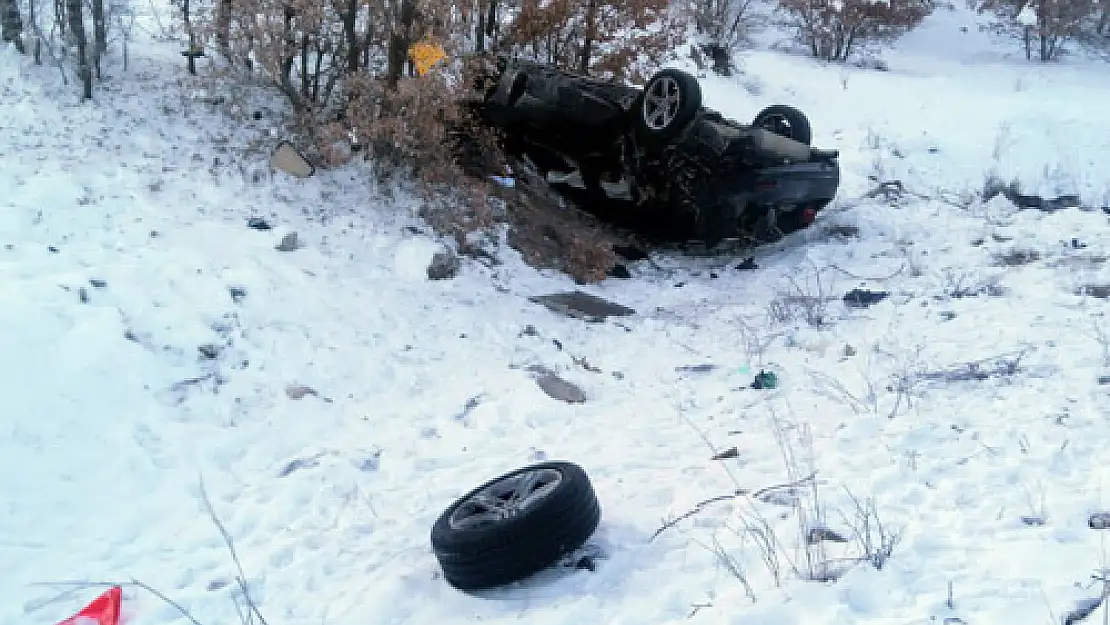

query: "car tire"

left=635, top=69, right=702, bottom=141
left=430, top=461, right=601, bottom=591
left=753, top=105, right=812, bottom=145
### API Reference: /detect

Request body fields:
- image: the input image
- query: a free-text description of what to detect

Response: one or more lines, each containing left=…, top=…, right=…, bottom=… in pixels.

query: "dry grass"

left=499, top=168, right=622, bottom=283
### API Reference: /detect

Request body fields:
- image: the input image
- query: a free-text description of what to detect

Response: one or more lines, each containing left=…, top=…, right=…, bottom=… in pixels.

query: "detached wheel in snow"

left=753, top=105, right=813, bottom=145
left=635, top=69, right=702, bottom=141
left=430, top=461, right=601, bottom=590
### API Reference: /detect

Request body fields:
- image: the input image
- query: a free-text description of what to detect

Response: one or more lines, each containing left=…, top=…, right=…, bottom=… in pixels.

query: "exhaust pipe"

left=749, top=127, right=812, bottom=162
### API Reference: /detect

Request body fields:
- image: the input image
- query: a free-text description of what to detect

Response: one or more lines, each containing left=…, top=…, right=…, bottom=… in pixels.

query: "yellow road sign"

left=409, top=40, right=447, bottom=76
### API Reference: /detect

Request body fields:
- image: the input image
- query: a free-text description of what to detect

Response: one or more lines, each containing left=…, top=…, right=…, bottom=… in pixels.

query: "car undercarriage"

left=466, top=57, right=841, bottom=249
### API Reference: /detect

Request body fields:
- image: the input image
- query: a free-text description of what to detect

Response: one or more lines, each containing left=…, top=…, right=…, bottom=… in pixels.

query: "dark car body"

left=473, top=58, right=841, bottom=247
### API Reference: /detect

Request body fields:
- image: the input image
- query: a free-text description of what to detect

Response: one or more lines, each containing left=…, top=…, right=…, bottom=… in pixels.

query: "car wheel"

left=636, top=69, right=702, bottom=141
left=430, top=461, right=601, bottom=590
left=752, top=105, right=812, bottom=145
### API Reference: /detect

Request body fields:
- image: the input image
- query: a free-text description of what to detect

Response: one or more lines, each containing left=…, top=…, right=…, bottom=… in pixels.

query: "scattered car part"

left=430, top=461, right=601, bottom=590
left=843, top=288, right=891, bottom=309
left=270, top=141, right=315, bottom=178
left=468, top=58, right=840, bottom=248
left=529, top=290, right=636, bottom=322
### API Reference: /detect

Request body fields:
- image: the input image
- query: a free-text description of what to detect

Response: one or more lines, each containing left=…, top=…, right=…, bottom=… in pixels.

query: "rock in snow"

left=427, top=249, right=460, bottom=280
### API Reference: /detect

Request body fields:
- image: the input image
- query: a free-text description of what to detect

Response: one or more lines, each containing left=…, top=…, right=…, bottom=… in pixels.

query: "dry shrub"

left=970, top=0, right=1098, bottom=60
left=503, top=0, right=683, bottom=81
left=200, top=0, right=352, bottom=111
left=314, top=122, right=355, bottom=168
left=507, top=209, right=621, bottom=283
left=688, top=0, right=761, bottom=50
left=181, top=0, right=637, bottom=282
left=500, top=169, right=622, bottom=284
left=341, top=55, right=516, bottom=256
left=419, top=186, right=502, bottom=252
left=338, top=57, right=620, bottom=283
left=566, top=234, right=620, bottom=282
left=340, top=53, right=505, bottom=177
left=777, top=0, right=936, bottom=61
left=344, top=72, right=459, bottom=180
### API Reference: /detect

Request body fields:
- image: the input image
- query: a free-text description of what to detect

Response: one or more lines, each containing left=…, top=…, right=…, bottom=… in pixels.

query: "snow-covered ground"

left=4, top=5, right=1110, bottom=625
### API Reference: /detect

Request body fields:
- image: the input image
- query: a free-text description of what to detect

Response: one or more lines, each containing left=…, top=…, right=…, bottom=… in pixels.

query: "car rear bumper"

left=744, top=160, right=840, bottom=206
left=695, top=158, right=840, bottom=245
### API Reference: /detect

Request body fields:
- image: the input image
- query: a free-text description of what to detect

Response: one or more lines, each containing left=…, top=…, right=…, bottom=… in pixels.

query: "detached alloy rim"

left=643, top=75, right=683, bottom=130
left=447, top=468, right=564, bottom=530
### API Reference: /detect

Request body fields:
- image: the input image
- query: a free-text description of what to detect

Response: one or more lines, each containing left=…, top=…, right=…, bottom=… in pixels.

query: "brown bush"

left=343, top=72, right=456, bottom=179
left=180, top=0, right=647, bottom=282
left=777, top=0, right=936, bottom=61
left=502, top=177, right=622, bottom=284
left=503, top=0, right=683, bottom=81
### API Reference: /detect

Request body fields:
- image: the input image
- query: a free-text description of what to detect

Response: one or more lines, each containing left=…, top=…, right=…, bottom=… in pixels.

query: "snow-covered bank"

left=4, top=5, right=1110, bottom=624
left=681, top=6, right=1110, bottom=204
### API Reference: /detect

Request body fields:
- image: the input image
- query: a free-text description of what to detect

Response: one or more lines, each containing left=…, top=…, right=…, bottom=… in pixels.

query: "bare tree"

left=1, top=0, right=24, bottom=52
left=164, top=0, right=681, bottom=190
left=970, top=0, right=1096, bottom=60
left=66, top=0, right=92, bottom=98
left=175, top=0, right=201, bottom=74
left=339, top=0, right=359, bottom=72
left=778, top=0, right=936, bottom=61
left=214, top=0, right=230, bottom=57
left=89, top=0, right=107, bottom=77
left=473, top=0, right=499, bottom=52
left=385, top=0, right=416, bottom=89
left=691, top=0, right=759, bottom=50
left=502, top=0, right=681, bottom=80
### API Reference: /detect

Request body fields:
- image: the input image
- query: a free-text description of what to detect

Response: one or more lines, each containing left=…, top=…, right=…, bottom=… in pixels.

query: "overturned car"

left=468, top=58, right=840, bottom=248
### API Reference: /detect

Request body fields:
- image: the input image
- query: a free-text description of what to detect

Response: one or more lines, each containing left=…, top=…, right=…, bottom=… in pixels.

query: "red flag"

left=55, top=586, right=122, bottom=625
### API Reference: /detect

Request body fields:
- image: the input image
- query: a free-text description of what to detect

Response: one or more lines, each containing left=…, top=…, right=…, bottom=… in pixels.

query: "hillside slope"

left=3, top=7, right=1110, bottom=625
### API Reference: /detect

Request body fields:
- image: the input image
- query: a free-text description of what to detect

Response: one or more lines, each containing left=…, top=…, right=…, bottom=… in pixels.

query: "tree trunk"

left=66, top=0, right=92, bottom=98
left=215, top=0, right=231, bottom=59
left=91, top=0, right=105, bottom=77
left=578, top=0, right=598, bottom=74
left=29, top=0, right=39, bottom=63
left=1, top=0, right=24, bottom=53
left=280, top=5, right=295, bottom=91
left=386, top=0, right=416, bottom=90
left=299, top=32, right=309, bottom=100
left=1037, top=6, right=1049, bottom=61
left=181, top=0, right=197, bottom=74
left=475, top=0, right=486, bottom=52
left=485, top=0, right=497, bottom=47
left=342, top=0, right=359, bottom=72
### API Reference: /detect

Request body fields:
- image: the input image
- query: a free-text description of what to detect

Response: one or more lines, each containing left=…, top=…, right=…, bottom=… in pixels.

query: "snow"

left=4, top=4, right=1110, bottom=625
left=1017, top=6, right=1038, bottom=27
